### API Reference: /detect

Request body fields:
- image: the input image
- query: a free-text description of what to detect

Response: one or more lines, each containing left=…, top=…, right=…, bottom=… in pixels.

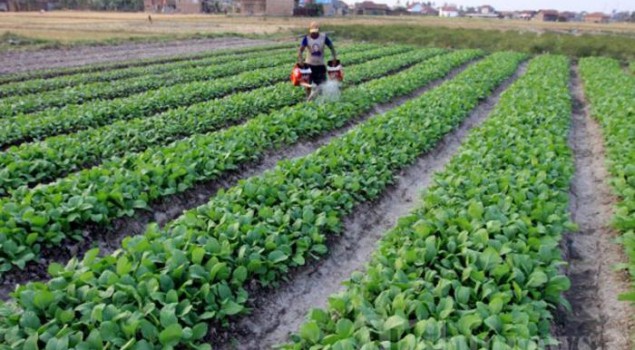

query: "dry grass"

left=1, top=11, right=635, bottom=44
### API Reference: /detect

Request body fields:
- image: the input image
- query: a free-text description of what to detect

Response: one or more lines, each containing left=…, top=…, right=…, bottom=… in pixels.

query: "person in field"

left=297, top=21, right=337, bottom=100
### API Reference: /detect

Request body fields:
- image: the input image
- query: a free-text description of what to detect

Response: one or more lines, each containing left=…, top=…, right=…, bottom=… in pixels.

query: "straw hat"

left=309, top=21, right=320, bottom=33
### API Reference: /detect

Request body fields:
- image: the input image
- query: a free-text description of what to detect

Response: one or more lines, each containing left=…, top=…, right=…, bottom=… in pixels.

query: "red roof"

left=441, top=5, right=458, bottom=11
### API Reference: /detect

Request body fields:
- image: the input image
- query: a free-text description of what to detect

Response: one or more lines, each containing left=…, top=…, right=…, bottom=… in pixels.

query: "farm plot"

left=0, top=46, right=466, bottom=277
left=282, top=53, right=575, bottom=349
left=0, top=46, right=441, bottom=195
left=0, top=41, right=633, bottom=350
left=0, top=38, right=275, bottom=80
left=0, top=49, right=521, bottom=349
left=0, top=44, right=401, bottom=148
left=0, top=43, right=296, bottom=99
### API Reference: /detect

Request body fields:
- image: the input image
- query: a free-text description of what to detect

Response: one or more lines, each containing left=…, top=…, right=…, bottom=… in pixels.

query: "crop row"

left=0, top=43, right=299, bottom=98
left=0, top=49, right=480, bottom=277
left=0, top=41, right=295, bottom=85
left=0, top=50, right=295, bottom=117
left=0, top=51, right=522, bottom=350
left=282, top=54, right=573, bottom=350
left=578, top=58, right=635, bottom=302
left=0, top=48, right=444, bottom=196
left=0, top=43, right=376, bottom=116
left=0, top=45, right=408, bottom=148
left=0, top=50, right=293, bottom=118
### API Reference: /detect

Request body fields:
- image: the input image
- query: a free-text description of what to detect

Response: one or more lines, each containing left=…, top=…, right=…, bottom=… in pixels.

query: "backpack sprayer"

left=290, top=59, right=344, bottom=87
left=326, top=59, right=343, bottom=82
left=290, top=63, right=313, bottom=88
left=291, top=59, right=344, bottom=101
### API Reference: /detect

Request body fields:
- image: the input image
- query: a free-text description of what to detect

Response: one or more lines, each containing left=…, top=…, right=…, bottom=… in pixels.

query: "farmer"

left=297, top=21, right=337, bottom=100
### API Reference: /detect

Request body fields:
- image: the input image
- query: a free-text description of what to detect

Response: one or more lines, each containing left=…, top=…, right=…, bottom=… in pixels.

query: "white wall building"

left=439, top=5, right=459, bottom=17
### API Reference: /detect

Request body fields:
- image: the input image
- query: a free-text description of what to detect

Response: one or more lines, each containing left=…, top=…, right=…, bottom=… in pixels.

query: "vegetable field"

left=0, top=40, right=633, bottom=350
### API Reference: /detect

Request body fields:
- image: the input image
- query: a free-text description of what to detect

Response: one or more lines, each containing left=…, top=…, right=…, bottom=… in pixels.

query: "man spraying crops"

left=297, top=21, right=337, bottom=101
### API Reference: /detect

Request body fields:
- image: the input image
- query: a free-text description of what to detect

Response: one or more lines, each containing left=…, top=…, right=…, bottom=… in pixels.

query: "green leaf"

left=618, top=291, right=635, bottom=302
left=489, top=296, right=504, bottom=314
left=546, top=275, right=571, bottom=295
left=47, top=263, right=63, bottom=277
left=438, top=297, right=454, bottom=319
left=232, top=265, right=248, bottom=283
left=383, top=315, right=408, bottom=331
left=467, top=201, right=484, bottom=220
left=192, top=323, right=208, bottom=340
left=45, top=336, right=69, bottom=350
left=139, top=320, right=158, bottom=341
left=99, top=321, right=119, bottom=340
left=159, top=324, right=183, bottom=347
left=484, top=315, right=502, bottom=334
left=133, top=340, right=152, bottom=350
left=33, top=290, right=55, bottom=310
left=28, top=215, right=49, bottom=227
left=160, top=304, right=178, bottom=328
left=26, top=233, right=39, bottom=246
left=526, top=269, right=549, bottom=288
left=24, top=334, right=39, bottom=350
left=57, top=309, right=74, bottom=324
left=86, top=329, right=103, bottom=350
left=222, top=301, right=244, bottom=316
left=191, top=247, right=206, bottom=265
left=268, top=250, right=288, bottom=263
left=457, top=314, right=482, bottom=336
left=336, top=318, right=354, bottom=336
left=479, top=247, right=502, bottom=271
left=312, top=244, right=328, bottom=255
left=20, top=310, right=41, bottom=330
left=116, top=256, right=132, bottom=276
left=299, top=320, right=321, bottom=344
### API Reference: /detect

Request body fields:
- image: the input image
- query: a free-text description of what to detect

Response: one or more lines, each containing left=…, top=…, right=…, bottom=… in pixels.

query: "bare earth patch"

left=0, top=37, right=271, bottom=74
left=553, top=66, right=634, bottom=350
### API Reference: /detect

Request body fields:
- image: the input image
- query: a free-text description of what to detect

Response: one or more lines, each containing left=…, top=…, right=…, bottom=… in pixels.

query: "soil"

left=0, top=57, right=478, bottom=300
left=212, top=62, right=529, bottom=349
left=0, top=37, right=271, bottom=75
left=552, top=66, right=634, bottom=350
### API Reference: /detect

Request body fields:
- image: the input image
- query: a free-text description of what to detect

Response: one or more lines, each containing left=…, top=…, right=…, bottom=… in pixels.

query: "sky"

left=345, top=0, right=635, bottom=12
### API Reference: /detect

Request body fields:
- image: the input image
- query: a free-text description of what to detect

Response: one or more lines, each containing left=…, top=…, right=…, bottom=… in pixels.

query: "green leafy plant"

left=0, top=42, right=298, bottom=85
left=282, top=54, right=574, bottom=349
left=0, top=47, right=442, bottom=195
left=0, top=50, right=522, bottom=350
left=0, top=43, right=298, bottom=99
left=0, top=45, right=410, bottom=147
left=0, top=49, right=482, bottom=280
left=0, top=50, right=301, bottom=116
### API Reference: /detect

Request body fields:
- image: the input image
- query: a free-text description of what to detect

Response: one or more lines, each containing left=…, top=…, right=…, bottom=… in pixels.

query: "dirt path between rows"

left=213, top=62, right=528, bottom=349
left=553, top=66, right=633, bottom=350
left=0, top=37, right=271, bottom=75
left=0, top=56, right=478, bottom=300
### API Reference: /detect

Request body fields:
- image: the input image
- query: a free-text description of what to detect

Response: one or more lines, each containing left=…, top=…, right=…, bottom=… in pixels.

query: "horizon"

left=342, top=0, right=635, bottom=13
